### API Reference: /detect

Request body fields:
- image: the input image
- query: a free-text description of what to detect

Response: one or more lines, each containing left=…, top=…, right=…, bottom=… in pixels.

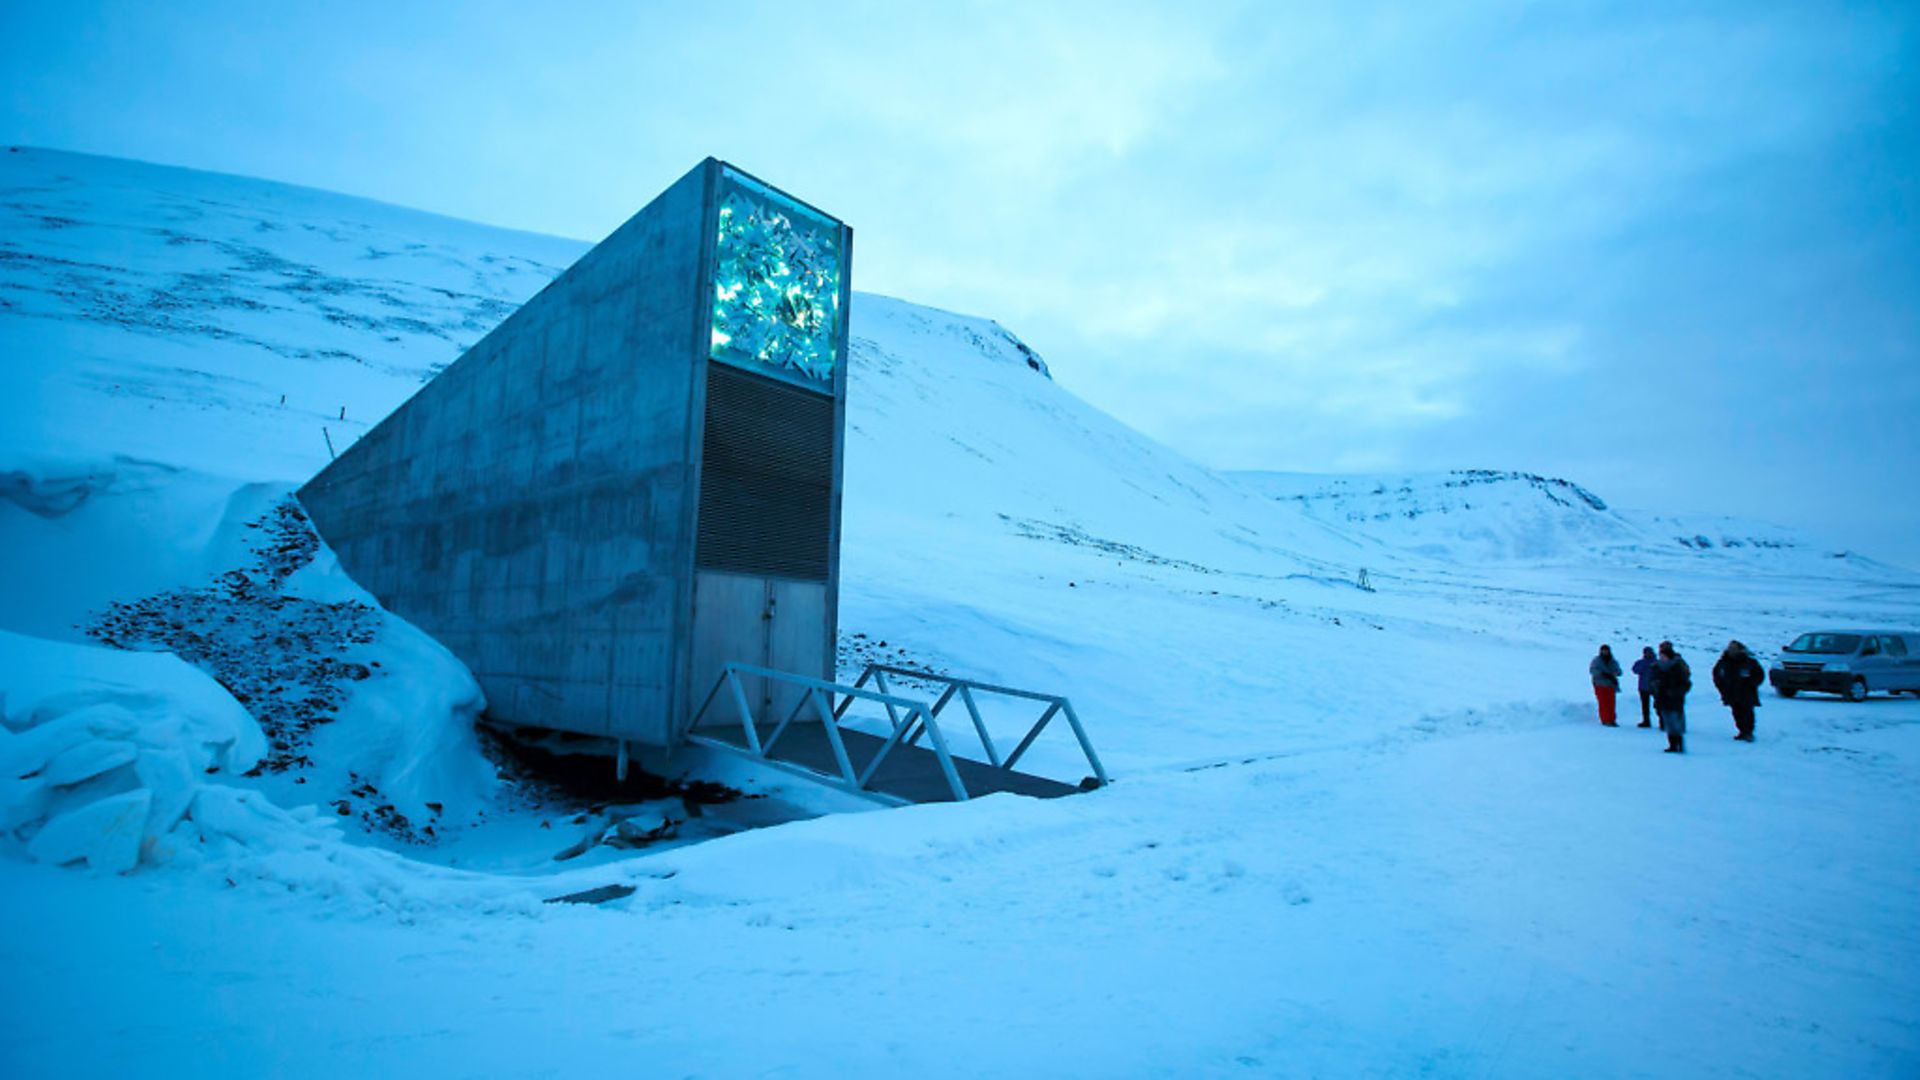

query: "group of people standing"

left=1588, top=640, right=1765, bottom=753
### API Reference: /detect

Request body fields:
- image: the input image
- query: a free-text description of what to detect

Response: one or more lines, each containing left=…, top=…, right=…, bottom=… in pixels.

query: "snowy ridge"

left=1232, top=467, right=1876, bottom=572
left=1236, top=468, right=1637, bottom=563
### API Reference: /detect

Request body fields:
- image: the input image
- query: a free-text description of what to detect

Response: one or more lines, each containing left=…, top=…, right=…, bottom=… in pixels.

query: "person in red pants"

left=1590, top=644, right=1624, bottom=726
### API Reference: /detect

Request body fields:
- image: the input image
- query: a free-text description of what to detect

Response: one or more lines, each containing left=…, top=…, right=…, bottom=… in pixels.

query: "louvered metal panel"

left=695, top=362, right=835, bottom=580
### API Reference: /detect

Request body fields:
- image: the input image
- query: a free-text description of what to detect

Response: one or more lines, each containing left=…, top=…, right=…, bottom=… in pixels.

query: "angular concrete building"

left=299, top=159, right=851, bottom=748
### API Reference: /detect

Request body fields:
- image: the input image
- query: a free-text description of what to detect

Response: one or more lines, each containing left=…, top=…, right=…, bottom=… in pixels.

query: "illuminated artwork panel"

left=709, top=169, right=846, bottom=390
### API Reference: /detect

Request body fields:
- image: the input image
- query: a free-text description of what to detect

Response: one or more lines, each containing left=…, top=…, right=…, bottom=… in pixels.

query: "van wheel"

left=1845, top=678, right=1869, bottom=702
left=1776, top=687, right=1798, bottom=698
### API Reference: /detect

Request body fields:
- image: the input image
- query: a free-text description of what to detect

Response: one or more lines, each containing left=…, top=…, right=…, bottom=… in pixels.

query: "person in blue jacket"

left=1631, top=646, right=1657, bottom=729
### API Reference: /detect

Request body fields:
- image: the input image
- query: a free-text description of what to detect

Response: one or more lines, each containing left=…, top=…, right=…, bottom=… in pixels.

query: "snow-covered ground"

left=2, top=147, right=1916, bottom=1077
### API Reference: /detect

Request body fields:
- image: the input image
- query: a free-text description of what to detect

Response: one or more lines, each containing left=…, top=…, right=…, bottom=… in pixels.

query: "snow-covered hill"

left=1233, top=468, right=1882, bottom=571
left=0, top=145, right=583, bottom=478
left=2, top=147, right=1916, bottom=1077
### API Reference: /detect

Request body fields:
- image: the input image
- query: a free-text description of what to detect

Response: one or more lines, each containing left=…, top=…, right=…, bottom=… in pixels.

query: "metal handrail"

left=689, top=662, right=970, bottom=802
left=837, top=663, right=1110, bottom=789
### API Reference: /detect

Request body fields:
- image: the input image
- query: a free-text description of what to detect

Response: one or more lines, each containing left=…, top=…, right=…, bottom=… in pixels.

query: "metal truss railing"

left=687, top=661, right=1110, bottom=803
left=836, top=663, right=1109, bottom=790
left=689, top=661, right=970, bottom=802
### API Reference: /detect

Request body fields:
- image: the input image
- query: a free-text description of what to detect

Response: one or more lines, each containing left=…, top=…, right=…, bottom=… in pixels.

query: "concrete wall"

left=300, top=160, right=716, bottom=745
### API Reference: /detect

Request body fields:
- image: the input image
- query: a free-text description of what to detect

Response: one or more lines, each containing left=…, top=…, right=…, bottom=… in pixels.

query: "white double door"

left=688, top=569, right=830, bottom=734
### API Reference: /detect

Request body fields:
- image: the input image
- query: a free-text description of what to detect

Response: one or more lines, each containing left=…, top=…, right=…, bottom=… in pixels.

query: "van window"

left=1882, top=636, right=1909, bottom=658
left=1787, top=633, right=1862, bottom=654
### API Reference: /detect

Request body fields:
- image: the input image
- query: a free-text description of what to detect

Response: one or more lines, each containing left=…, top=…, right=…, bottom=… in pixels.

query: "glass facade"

left=709, top=168, right=846, bottom=390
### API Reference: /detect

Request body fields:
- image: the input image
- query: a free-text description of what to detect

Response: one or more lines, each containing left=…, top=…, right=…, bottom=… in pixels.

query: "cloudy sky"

left=4, top=1, right=1916, bottom=564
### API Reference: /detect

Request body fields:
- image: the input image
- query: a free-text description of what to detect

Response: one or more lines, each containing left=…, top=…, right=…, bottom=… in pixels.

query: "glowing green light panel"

left=709, top=171, right=845, bottom=388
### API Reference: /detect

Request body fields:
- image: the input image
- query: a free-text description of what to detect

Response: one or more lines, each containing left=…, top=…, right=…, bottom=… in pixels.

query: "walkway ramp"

left=685, top=662, right=1108, bottom=805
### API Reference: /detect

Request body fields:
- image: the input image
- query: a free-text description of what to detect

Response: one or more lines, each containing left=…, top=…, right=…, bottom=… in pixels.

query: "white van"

left=1769, top=631, right=1920, bottom=701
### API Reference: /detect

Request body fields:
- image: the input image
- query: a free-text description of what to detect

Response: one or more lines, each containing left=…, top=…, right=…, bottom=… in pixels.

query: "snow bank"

left=0, top=630, right=530, bottom=909
left=1, top=454, right=500, bottom=858
left=0, top=630, right=263, bottom=871
left=281, top=539, right=499, bottom=831
left=0, top=455, right=117, bottom=518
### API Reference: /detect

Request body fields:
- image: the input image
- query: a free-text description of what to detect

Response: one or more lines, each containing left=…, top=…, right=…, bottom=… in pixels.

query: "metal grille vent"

left=695, top=362, right=835, bottom=580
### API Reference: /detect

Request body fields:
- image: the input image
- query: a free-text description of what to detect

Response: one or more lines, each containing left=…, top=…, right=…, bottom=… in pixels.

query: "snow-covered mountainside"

left=3, top=147, right=1917, bottom=1077
left=1234, top=468, right=1877, bottom=569
left=0, top=146, right=583, bottom=478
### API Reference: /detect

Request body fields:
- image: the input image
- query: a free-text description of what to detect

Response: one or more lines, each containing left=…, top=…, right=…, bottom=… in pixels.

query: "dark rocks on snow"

left=835, top=632, right=950, bottom=682
left=327, top=770, right=432, bottom=843
left=83, top=497, right=377, bottom=775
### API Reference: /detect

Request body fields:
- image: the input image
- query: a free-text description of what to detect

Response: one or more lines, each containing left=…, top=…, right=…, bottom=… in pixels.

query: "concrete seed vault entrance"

left=301, top=158, right=1106, bottom=804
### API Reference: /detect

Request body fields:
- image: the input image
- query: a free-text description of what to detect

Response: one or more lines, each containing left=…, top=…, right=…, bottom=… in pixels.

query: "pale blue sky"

left=4, top=1, right=1916, bottom=564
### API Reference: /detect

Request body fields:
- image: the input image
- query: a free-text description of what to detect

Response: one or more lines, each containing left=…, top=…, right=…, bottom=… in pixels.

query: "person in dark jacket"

left=1631, top=646, right=1657, bottom=728
left=1589, top=644, right=1624, bottom=726
left=1650, top=641, right=1691, bottom=753
left=1712, top=640, right=1766, bottom=742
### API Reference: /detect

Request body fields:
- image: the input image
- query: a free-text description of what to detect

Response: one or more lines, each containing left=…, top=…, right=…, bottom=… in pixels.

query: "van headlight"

left=1823, top=662, right=1852, bottom=672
